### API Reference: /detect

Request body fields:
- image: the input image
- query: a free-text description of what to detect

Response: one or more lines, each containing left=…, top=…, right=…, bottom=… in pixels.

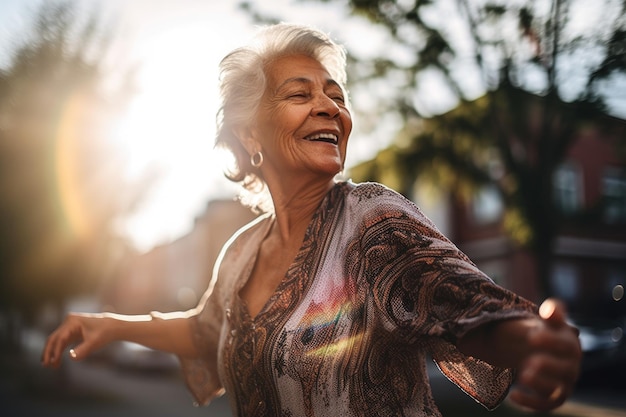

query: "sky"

left=0, top=0, right=395, bottom=252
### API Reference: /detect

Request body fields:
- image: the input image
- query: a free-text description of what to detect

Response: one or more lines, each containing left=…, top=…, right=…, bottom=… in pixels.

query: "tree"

left=350, top=0, right=626, bottom=298
left=0, top=1, right=148, bottom=325
left=242, top=0, right=626, bottom=298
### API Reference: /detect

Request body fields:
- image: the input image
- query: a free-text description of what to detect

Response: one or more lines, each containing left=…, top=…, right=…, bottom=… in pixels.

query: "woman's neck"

left=267, top=179, right=335, bottom=243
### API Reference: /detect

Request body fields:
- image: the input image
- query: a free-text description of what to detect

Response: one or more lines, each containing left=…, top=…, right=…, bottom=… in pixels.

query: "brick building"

left=437, top=113, right=626, bottom=367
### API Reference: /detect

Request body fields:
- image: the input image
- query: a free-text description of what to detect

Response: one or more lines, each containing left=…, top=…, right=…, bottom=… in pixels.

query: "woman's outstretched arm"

left=41, top=310, right=199, bottom=369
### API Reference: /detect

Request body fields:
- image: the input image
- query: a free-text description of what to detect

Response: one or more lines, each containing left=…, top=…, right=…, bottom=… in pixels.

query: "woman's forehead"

left=266, top=54, right=336, bottom=87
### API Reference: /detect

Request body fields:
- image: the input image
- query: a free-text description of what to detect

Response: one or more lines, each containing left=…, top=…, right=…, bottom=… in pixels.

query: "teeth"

left=306, top=133, right=338, bottom=143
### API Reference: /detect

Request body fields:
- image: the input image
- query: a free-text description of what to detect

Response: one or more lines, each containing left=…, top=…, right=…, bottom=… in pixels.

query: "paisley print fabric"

left=178, top=181, right=537, bottom=416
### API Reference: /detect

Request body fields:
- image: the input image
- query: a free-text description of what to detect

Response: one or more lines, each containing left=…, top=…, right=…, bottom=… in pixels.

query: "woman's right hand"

left=41, top=312, right=112, bottom=369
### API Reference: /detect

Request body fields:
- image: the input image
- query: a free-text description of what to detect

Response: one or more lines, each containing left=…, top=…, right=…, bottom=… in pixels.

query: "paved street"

left=1, top=355, right=233, bottom=417
left=2, top=341, right=626, bottom=417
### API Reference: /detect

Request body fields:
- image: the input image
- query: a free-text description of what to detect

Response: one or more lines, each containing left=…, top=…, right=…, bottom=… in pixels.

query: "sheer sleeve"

left=177, top=270, right=226, bottom=406
left=348, top=183, right=537, bottom=409
left=177, top=213, right=271, bottom=406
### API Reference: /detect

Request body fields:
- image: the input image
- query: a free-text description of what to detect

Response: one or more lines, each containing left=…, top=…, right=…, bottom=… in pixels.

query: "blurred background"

left=0, top=0, right=624, bottom=416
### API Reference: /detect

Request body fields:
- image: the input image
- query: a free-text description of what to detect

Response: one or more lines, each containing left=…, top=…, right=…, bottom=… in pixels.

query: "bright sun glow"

left=79, top=0, right=381, bottom=253
left=106, top=2, right=251, bottom=252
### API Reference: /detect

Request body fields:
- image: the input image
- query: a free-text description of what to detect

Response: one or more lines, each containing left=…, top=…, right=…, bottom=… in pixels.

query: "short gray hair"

left=215, top=23, right=348, bottom=212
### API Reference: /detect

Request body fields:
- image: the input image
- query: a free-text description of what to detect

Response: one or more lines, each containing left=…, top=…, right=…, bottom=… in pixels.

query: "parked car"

left=569, top=284, right=626, bottom=372
left=574, top=316, right=626, bottom=371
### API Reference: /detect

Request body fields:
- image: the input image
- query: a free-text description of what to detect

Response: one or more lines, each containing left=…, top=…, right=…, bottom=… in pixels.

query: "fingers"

left=538, top=298, right=580, bottom=337
left=539, top=298, right=581, bottom=336
left=509, top=383, right=567, bottom=412
left=42, top=329, right=70, bottom=368
left=510, top=355, right=573, bottom=411
left=42, top=332, right=69, bottom=368
left=528, top=325, right=582, bottom=360
left=510, top=298, right=583, bottom=412
left=517, top=353, right=578, bottom=396
left=530, top=299, right=582, bottom=358
left=41, top=314, right=87, bottom=368
left=67, top=339, right=96, bottom=361
left=539, top=298, right=567, bottom=325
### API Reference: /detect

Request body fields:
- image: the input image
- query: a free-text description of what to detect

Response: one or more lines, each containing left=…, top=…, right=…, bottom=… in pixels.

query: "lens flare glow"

left=55, top=92, right=90, bottom=238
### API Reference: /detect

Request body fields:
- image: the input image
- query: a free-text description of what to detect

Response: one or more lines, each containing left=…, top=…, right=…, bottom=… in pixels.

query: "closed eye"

left=288, top=92, right=309, bottom=100
left=326, top=86, right=345, bottom=104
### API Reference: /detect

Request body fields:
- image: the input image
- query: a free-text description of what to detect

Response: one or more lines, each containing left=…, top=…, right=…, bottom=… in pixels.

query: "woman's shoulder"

left=342, top=181, right=418, bottom=213
left=222, top=211, right=273, bottom=253
left=341, top=180, right=442, bottom=235
left=210, top=212, right=272, bottom=291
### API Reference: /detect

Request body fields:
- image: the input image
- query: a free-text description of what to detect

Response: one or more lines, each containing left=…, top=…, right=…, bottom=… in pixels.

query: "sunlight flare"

left=55, top=92, right=90, bottom=239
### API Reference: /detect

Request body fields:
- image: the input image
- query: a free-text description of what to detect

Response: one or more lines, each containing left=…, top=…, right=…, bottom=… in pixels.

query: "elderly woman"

left=42, top=23, right=581, bottom=416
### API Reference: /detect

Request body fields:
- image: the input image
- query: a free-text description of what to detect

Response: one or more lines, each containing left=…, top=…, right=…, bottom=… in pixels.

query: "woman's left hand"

left=509, top=298, right=583, bottom=411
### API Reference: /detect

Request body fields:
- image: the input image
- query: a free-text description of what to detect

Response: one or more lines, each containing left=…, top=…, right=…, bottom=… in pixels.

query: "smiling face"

left=242, top=54, right=353, bottom=189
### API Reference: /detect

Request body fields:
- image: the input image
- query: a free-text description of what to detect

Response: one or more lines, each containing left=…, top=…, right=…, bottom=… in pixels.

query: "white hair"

left=214, top=23, right=348, bottom=211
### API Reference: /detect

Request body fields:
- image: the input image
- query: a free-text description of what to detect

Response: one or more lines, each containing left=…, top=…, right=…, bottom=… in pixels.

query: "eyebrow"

left=275, top=77, right=343, bottom=92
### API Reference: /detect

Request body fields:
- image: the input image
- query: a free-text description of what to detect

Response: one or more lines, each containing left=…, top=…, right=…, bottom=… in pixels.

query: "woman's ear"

left=232, top=125, right=258, bottom=155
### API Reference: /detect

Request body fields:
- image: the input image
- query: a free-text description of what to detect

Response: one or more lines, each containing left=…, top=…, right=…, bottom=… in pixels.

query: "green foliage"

left=336, top=0, right=626, bottom=295
left=0, top=1, right=145, bottom=320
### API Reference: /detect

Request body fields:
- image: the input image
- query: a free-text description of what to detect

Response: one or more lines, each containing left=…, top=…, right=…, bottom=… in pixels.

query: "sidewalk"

left=556, top=402, right=626, bottom=417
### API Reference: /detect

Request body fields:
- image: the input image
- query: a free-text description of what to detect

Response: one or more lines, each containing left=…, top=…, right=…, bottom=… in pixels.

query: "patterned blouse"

left=177, top=181, right=537, bottom=416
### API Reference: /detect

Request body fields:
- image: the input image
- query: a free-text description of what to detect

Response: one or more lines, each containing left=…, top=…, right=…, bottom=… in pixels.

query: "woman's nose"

left=312, top=95, right=340, bottom=118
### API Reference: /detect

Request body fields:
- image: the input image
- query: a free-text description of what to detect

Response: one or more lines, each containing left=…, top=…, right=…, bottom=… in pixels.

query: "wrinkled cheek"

left=340, top=141, right=350, bottom=166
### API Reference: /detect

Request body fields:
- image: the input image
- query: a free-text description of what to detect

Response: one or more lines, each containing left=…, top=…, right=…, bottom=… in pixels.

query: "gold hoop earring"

left=251, top=151, right=264, bottom=168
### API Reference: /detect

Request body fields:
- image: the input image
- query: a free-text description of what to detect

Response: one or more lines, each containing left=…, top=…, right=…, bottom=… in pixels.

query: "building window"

left=472, top=185, right=503, bottom=224
left=603, top=167, right=626, bottom=224
left=553, top=162, right=583, bottom=215
left=550, top=263, right=580, bottom=302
